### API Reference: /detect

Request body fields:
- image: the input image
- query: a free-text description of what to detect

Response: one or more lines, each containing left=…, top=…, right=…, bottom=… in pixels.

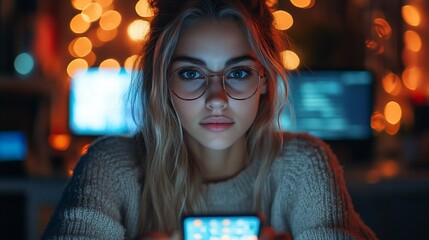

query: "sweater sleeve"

left=41, top=137, right=132, bottom=240
left=281, top=134, right=377, bottom=240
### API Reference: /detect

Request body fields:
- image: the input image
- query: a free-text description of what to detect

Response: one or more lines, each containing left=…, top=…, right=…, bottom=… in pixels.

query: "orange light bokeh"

left=402, top=66, right=421, bottom=91
left=382, top=72, right=402, bottom=96
left=266, top=0, right=278, bottom=8
left=70, top=14, right=90, bottom=34
left=370, top=111, right=385, bottom=132
left=67, top=58, right=88, bottom=77
left=384, top=101, right=402, bottom=125
left=49, top=134, right=72, bottom=151
left=81, top=143, right=91, bottom=155
left=73, top=37, right=92, bottom=57
left=97, top=27, right=118, bottom=42
left=124, top=55, right=140, bottom=71
left=94, top=0, right=113, bottom=8
left=385, top=122, right=400, bottom=135
left=71, top=0, right=91, bottom=10
left=290, top=0, right=315, bottom=9
left=99, top=10, right=122, bottom=31
left=373, top=18, right=392, bottom=40
left=281, top=50, right=300, bottom=70
left=100, top=58, right=121, bottom=71
left=68, top=38, right=79, bottom=57
left=273, top=10, right=293, bottom=30
left=128, top=20, right=150, bottom=41
left=404, top=30, right=422, bottom=52
left=83, top=51, right=96, bottom=67
left=81, top=3, right=103, bottom=22
left=402, top=5, right=421, bottom=27
left=135, top=0, right=154, bottom=18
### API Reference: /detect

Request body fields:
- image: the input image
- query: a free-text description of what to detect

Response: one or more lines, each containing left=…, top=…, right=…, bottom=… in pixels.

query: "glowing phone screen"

left=183, top=215, right=261, bottom=240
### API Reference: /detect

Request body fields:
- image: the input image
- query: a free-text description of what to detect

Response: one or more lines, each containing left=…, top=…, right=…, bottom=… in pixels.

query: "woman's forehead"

left=173, top=19, right=256, bottom=69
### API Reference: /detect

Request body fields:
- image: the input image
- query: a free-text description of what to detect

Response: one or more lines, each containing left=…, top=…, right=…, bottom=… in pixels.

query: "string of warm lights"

left=67, top=0, right=153, bottom=78
left=66, top=0, right=317, bottom=80
left=369, top=1, right=425, bottom=136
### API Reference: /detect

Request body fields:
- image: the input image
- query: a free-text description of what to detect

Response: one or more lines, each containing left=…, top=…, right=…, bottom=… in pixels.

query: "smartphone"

left=182, top=214, right=261, bottom=240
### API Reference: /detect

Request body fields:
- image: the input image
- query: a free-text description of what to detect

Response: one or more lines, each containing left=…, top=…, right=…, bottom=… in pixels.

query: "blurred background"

left=0, top=0, right=428, bottom=239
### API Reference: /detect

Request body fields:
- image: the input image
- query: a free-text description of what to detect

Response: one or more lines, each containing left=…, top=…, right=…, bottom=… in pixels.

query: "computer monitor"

left=69, top=68, right=138, bottom=136
left=281, top=69, right=374, bottom=140
left=0, top=131, right=27, bottom=175
left=281, top=70, right=375, bottom=162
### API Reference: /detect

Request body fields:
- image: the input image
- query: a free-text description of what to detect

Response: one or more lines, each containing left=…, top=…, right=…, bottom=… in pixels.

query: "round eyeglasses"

left=169, top=66, right=264, bottom=100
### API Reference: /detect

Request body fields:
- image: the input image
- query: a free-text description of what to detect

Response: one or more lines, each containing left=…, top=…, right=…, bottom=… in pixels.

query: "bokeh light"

left=402, top=66, right=421, bottom=91
left=135, top=0, right=154, bottom=17
left=68, top=38, right=79, bottom=57
left=94, top=0, right=113, bottom=8
left=49, top=134, right=71, bottom=151
left=402, top=5, right=421, bottom=27
left=370, top=111, right=385, bottom=132
left=266, top=0, right=278, bottom=8
left=81, top=3, right=103, bottom=22
left=14, top=52, right=34, bottom=76
left=373, top=18, right=392, bottom=40
left=124, top=55, right=140, bottom=71
left=290, top=0, right=315, bottom=9
left=281, top=50, right=300, bottom=70
left=385, top=122, right=400, bottom=135
left=384, top=101, right=402, bottom=125
left=128, top=19, right=150, bottom=41
left=99, top=10, right=122, bottom=31
left=273, top=10, right=293, bottom=30
left=382, top=72, right=401, bottom=96
left=97, top=27, right=118, bottom=42
left=83, top=51, right=97, bottom=67
left=404, top=30, right=422, bottom=52
left=73, top=37, right=92, bottom=57
left=67, top=58, right=88, bottom=77
left=81, top=143, right=91, bottom=155
left=100, top=58, right=121, bottom=72
left=70, top=14, right=91, bottom=34
left=71, top=0, right=91, bottom=10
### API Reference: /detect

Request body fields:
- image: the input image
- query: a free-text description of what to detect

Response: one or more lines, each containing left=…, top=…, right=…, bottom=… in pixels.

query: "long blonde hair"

left=129, top=0, right=289, bottom=235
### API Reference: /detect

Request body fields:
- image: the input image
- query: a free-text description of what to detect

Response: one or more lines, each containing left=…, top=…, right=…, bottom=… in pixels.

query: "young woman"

left=43, top=0, right=377, bottom=239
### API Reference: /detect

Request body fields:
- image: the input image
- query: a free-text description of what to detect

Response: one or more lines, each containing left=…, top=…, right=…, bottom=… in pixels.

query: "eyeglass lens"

left=170, top=66, right=260, bottom=100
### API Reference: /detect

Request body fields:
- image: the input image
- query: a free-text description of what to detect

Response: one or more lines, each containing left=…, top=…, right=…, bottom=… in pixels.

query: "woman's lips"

left=200, top=116, right=234, bottom=132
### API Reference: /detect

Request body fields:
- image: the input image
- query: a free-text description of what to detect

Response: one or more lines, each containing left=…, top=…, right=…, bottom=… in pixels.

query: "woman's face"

left=170, top=19, right=266, bottom=151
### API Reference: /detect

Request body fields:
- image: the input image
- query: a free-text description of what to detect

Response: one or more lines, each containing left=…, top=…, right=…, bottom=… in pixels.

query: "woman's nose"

left=205, top=75, right=228, bottom=110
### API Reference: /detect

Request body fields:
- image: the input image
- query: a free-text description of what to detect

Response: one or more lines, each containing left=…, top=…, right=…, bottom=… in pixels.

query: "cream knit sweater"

left=42, top=133, right=377, bottom=239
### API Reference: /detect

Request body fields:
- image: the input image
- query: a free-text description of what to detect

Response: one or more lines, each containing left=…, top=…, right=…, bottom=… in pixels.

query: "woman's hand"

left=140, top=228, right=292, bottom=240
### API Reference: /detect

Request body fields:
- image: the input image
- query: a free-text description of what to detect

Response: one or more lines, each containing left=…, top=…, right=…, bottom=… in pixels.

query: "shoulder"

left=73, top=135, right=140, bottom=183
left=270, top=132, right=342, bottom=184
left=281, top=132, right=333, bottom=156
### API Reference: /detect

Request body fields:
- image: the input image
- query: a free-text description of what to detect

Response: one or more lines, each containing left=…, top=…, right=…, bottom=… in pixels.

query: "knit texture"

left=42, top=133, right=377, bottom=239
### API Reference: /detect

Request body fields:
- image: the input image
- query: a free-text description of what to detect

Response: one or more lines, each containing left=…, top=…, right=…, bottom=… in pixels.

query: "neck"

left=187, top=136, right=248, bottom=182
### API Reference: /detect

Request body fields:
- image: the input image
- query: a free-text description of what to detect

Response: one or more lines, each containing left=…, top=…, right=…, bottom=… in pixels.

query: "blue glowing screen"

left=281, top=70, right=374, bottom=140
left=0, top=131, right=27, bottom=161
left=182, top=215, right=261, bottom=240
left=69, top=68, right=138, bottom=136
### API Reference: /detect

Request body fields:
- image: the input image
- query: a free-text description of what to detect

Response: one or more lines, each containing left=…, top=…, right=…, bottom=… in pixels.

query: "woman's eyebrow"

left=225, top=55, right=257, bottom=67
left=170, top=56, right=206, bottom=67
left=170, top=55, right=257, bottom=67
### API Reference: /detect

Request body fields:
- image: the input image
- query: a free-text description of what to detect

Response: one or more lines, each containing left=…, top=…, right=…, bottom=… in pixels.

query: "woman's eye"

left=228, top=69, right=249, bottom=79
left=179, top=69, right=203, bottom=79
